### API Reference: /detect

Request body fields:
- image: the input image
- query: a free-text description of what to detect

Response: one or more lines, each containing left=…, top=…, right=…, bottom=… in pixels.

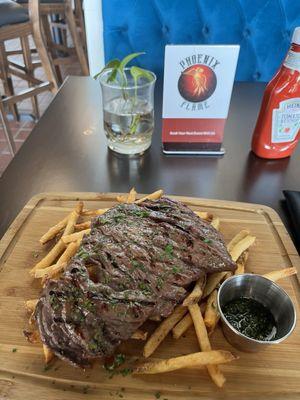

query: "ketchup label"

left=283, top=50, right=300, bottom=72
left=272, top=98, right=300, bottom=143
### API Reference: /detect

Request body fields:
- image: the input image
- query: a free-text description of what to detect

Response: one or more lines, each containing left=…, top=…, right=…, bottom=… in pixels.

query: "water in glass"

left=103, top=97, right=154, bottom=155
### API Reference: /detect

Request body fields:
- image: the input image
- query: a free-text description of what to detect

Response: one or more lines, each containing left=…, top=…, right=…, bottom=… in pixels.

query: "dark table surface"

left=0, top=77, right=299, bottom=247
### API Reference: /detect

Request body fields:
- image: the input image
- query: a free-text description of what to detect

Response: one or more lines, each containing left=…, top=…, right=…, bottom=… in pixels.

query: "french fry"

left=75, top=221, right=91, bottom=231
left=226, top=231, right=254, bottom=277
left=203, top=272, right=227, bottom=299
left=62, top=229, right=91, bottom=244
left=35, top=262, right=67, bottom=280
left=81, top=208, right=109, bottom=217
left=211, top=216, right=220, bottom=230
left=172, top=313, right=193, bottom=339
left=25, top=299, right=38, bottom=313
left=30, top=239, right=66, bottom=274
left=39, top=215, right=69, bottom=245
left=149, top=315, right=162, bottom=322
left=235, top=250, right=249, bottom=275
left=172, top=302, right=206, bottom=339
left=131, top=329, right=148, bottom=340
left=127, top=187, right=137, bottom=203
left=134, top=350, right=237, bottom=374
left=43, top=344, right=54, bottom=364
left=230, top=235, right=256, bottom=262
left=188, top=303, right=226, bottom=387
left=39, top=202, right=83, bottom=245
left=117, top=188, right=137, bottom=203
left=135, top=190, right=164, bottom=204
left=183, top=275, right=206, bottom=306
left=25, top=299, right=38, bottom=326
left=263, top=267, right=297, bottom=282
left=143, top=305, right=187, bottom=358
left=194, top=211, right=213, bottom=221
left=37, top=240, right=81, bottom=281
left=227, top=230, right=250, bottom=253
left=59, top=240, right=80, bottom=263
left=63, top=202, right=83, bottom=236
left=116, top=194, right=128, bottom=203
left=24, top=329, right=40, bottom=343
left=204, top=290, right=219, bottom=334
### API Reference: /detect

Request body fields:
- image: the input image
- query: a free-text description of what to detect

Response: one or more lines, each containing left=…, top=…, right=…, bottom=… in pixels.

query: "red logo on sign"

left=178, top=64, right=217, bottom=103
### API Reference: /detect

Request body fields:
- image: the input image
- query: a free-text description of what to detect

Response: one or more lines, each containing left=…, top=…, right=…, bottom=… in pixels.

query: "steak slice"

left=34, top=197, right=235, bottom=367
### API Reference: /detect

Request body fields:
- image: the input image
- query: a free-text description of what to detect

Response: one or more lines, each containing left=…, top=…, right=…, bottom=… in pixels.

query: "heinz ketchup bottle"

left=251, top=27, right=300, bottom=159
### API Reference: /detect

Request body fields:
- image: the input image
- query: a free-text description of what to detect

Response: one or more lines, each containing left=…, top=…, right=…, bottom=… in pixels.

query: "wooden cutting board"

left=0, top=192, right=300, bottom=400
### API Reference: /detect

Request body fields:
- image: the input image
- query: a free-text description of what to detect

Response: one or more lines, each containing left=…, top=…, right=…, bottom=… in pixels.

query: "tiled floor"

left=0, top=37, right=82, bottom=176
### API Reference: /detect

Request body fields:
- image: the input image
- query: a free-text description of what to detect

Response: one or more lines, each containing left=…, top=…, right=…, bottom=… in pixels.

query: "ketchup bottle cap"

left=292, top=27, right=300, bottom=45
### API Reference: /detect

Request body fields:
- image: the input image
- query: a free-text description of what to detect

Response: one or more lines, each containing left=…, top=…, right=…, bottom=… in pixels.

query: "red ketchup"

left=251, top=27, right=300, bottom=159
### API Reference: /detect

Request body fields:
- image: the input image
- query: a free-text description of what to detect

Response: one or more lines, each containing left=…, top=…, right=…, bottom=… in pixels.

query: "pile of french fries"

left=25, top=188, right=297, bottom=387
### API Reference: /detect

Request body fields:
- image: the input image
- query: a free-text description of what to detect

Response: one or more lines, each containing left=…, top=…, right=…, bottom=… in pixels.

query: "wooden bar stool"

left=17, top=0, right=89, bottom=82
left=0, top=0, right=58, bottom=155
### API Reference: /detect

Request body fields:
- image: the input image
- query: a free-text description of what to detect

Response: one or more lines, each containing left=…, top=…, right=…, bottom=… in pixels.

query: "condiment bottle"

left=251, top=27, right=300, bottom=159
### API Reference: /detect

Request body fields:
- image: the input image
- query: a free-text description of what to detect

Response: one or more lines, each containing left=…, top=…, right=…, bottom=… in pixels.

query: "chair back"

left=102, top=0, right=300, bottom=81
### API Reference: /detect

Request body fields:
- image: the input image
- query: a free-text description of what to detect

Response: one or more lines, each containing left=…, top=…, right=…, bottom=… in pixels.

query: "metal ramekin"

left=217, top=274, right=296, bottom=352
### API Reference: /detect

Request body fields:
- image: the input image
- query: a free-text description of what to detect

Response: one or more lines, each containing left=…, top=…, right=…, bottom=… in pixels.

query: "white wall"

left=83, top=0, right=105, bottom=76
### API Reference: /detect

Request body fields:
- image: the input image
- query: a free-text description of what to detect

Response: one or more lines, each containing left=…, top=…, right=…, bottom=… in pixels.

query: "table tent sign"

left=162, top=45, right=240, bottom=155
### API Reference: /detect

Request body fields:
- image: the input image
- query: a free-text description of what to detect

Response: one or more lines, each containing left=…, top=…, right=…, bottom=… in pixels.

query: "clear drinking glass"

left=99, top=68, right=156, bottom=155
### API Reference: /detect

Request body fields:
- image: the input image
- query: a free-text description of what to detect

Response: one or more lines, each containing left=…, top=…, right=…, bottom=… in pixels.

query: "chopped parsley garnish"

left=49, top=293, right=60, bottom=311
left=104, top=353, right=126, bottom=371
left=138, top=282, right=152, bottom=295
left=131, top=260, right=146, bottom=271
left=103, top=354, right=133, bottom=378
left=81, top=298, right=95, bottom=312
left=156, top=276, right=164, bottom=289
left=172, top=265, right=182, bottom=274
left=120, top=367, right=132, bottom=376
left=131, top=210, right=150, bottom=218
left=164, top=244, right=173, bottom=258
left=77, top=248, right=89, bottom=260
left=99, top=218, right=109, bottom=225
left=88, top=341, right=98, bottom=351
left=12, top=348, right=17, bottom=353
left=203, top=238, right=212, bottom=244
left=113, top=213, right=126, bottom=223
left=155, top=392, right=161, bottom=399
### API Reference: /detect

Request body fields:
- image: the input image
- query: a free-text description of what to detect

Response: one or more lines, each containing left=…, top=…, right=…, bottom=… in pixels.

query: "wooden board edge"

left=255, top=204, right=300, bottom=299
left=0, top=193, right=46, bottom=264
left=7, top=190, right=282, bottom=212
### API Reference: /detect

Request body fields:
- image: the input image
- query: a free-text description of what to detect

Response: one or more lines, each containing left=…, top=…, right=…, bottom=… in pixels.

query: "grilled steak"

left=35, top=197, right=235, bottom=367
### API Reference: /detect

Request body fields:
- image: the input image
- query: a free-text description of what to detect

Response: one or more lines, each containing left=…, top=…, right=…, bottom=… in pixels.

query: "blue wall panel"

left=102, top=0, right=300, bottom=81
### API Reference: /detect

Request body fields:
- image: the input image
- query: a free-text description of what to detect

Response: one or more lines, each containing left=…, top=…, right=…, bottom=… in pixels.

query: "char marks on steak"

left=35, top=197, right=235, bottom=367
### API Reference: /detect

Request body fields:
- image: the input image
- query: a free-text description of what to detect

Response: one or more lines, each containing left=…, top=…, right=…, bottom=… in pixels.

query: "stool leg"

left=41, top=14, right=63, bottom=85
left=20, top=35, right=40, bottom=121
left=0, top=99, right=16, bottom=156
left=74, top=0, right=87, bottom=54
left=65, top=0, right=89, bottom=76
left=29, top=0, right=59, bottom=93
left=0, top=42, right=19, bottom=121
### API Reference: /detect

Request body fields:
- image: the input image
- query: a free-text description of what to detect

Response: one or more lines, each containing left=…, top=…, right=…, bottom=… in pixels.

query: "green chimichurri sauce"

left=223, top=297, right=277, bottom=341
